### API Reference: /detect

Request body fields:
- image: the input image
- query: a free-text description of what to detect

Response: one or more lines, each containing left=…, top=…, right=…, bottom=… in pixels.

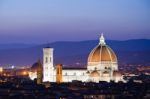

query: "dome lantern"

left=99, top=33, right=106, bottom=45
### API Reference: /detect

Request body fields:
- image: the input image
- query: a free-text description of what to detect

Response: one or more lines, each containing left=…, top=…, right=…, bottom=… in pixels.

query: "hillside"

left=0, top=39, right=150, bottom=67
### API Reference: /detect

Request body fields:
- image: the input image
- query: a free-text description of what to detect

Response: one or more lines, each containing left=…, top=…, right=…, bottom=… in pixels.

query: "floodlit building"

left=29, top=34, right=123, bottom=83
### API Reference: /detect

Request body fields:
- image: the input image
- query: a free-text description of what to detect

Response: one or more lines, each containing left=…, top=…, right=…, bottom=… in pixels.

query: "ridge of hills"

left=0, top=39, right=150, bottom=67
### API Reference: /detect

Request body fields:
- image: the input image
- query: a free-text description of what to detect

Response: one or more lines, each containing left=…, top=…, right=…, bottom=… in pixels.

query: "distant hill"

left=0, top=39, right=150, bottom=67
left=0, top=43, right=37, bottom=50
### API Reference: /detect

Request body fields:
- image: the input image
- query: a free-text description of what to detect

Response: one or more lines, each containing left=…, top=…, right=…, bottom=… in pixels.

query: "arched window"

left=83, top=73, right=84, bottom=76
left=94, top=67, right=97, bottom=70
left=45, top=57, right=48, bottom=63
left=65, top=73, right=67, bottom=76
left=50, top=57, right=51, bottom=62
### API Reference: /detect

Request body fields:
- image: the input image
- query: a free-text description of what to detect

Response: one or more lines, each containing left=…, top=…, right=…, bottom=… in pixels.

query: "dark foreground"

left=0, top=75, right=150, bottom=99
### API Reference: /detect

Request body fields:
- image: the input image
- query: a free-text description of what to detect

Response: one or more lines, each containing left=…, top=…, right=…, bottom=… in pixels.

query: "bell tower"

left=43, top=47, right=54, bottom=82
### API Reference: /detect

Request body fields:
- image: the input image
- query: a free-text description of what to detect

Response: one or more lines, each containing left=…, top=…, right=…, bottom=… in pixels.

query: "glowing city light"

left=0, top=67, right=3, bottom=72
left=11, top=65, right=15, bottom=69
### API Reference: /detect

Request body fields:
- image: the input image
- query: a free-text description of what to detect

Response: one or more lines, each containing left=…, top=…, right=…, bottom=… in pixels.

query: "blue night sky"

left=0, top=0, right=150, bottom=43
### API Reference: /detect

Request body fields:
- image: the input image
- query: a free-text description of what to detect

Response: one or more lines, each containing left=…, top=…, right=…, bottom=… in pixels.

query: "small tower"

left=43, top=47, right=54, bottom=82
left=37, top=59, right=43, bottom=84
left=99, top=33, right=106, bottom=45
left=56, top=64, right=62, bottom=83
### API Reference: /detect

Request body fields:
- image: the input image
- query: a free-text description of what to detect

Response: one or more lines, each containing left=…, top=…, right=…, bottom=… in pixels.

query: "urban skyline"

left=0, top=1, right=150, bottom=99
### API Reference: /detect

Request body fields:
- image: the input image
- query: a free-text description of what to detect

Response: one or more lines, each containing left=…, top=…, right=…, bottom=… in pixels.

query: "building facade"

left=29, top=34, right=123, bottom=83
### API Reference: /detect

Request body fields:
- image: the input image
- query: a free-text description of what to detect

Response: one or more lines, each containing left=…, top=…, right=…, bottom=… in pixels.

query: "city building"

left=29, top=34, right=123, bottom=83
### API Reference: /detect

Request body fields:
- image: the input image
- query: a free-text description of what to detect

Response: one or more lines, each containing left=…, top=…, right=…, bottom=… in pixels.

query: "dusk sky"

left=0, top=0, right=150, bottom=44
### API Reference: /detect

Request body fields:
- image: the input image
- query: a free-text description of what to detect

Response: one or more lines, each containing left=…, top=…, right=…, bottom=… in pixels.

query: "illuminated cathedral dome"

left=30, top=60, right=42, bottom=72
left=88, top=34, right=117, bottom=67
left=30, top=62, right=39, bottom=72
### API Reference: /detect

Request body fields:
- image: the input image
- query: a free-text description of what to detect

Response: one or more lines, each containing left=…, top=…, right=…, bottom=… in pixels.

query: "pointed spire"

left=99, top=33, right=106, bottom=45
